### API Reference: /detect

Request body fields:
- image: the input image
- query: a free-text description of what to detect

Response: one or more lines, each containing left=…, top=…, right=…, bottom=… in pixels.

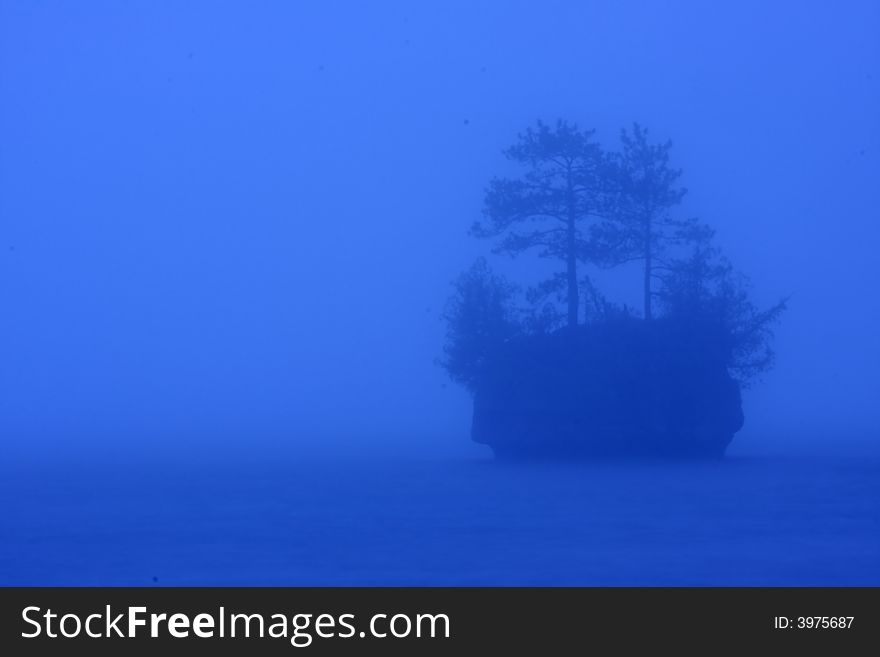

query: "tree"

left=657, top=244, right=788, bottom=384
left=596, top=123, right=709, bottom=319
left=472, top=120, right=607, bottom=328
left=440, top=258, right=520, bottom=391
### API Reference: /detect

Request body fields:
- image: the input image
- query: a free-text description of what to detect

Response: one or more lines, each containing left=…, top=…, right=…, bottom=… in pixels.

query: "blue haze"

left=0, top=1, right=878, bottom=585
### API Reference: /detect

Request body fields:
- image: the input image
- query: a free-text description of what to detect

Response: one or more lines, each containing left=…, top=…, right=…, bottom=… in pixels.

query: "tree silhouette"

left=440, top=258, right=520, bottom=391
left=657, top=244, right=788, bottom=384
left=472, top=120, right=607, bottom=328
left=595, top=123, right=708, bottom=319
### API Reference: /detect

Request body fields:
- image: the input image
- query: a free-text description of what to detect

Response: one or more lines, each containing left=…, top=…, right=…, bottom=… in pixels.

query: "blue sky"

left=1, top=1, right=878, bottom=456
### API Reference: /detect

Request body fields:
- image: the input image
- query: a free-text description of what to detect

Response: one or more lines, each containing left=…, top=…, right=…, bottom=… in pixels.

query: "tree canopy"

left=593, top=123, right=711, bottom=319
left=443, top=119, right=786, bottom=389
left=472, top=120, right=607, bottom=328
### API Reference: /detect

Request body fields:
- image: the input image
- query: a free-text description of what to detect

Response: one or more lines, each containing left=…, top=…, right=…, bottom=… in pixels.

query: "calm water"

left=2, top=441, right=878, bottom=586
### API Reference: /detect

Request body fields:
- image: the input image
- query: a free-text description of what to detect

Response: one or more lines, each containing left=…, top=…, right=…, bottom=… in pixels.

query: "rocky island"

left=441, top=121, right=785, bottom=460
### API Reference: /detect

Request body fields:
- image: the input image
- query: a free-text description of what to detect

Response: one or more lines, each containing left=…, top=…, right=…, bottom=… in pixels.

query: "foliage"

left=592, top=123, right=711, bottom=319
left=440, top=258, right=520, bottom=391
left=443, top=120, right=786, bottom=391
left=472, top=120, right=608, bottom=326
left=657, top=245, right=788, bottom=385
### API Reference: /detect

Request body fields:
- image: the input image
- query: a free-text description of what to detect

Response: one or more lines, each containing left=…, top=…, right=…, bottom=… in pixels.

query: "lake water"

left=2, top=442, right=878, bottom=585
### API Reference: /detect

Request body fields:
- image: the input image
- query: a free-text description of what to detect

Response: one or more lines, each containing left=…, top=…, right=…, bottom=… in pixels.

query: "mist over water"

left=1, top=1, right=878, bottom=584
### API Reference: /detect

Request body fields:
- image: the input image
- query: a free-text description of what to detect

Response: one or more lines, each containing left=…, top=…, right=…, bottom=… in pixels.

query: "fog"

left=1, top=0, right=878, bottom=459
